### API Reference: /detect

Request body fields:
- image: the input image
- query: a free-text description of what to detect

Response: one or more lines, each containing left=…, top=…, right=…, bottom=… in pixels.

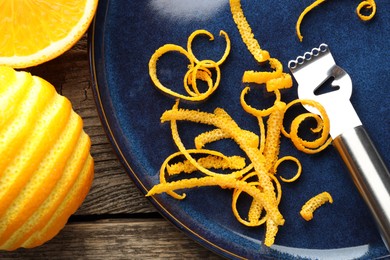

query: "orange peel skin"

left=0, top=67, right=94, bottom=250
left=300, top=191, right=333, bottom=221
left=274, top=156, right=302, bottom=183
left=356, top=0, right=377, bottom=21
left=167, top=155, right=246, bottom=175
left=242, top=58, right=283, bottom=84
left=282, top=99, right=332, bottom=154
left=229, top=0, right=270, bottom=63
left=263, top=101, right=286, bottom=174
left=149, top=44, right=196, bottom=101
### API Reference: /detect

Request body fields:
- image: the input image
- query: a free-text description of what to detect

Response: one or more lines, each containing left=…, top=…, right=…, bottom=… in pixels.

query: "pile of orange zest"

left=146, top=175, right=284, bottom=226
left=157, top=101, right=285, bottom=228
left=300, top=191, right=333, bottom=221
left=282, top=99, right=332, bottom=154
left=148, top=0, right=334, bottom=248
left=149, top=91, right=331, bottom=245
left=356, top=0, right=377, bottom=21
left=274, top=156, right=302, bottom=183
left=229, top=0, right=330, bottom=245
left=149, top=30, right=230, bottom=102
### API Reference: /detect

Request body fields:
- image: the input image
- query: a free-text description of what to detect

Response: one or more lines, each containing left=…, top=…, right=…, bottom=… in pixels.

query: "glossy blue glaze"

left=89, top=0, right=390, bottom=259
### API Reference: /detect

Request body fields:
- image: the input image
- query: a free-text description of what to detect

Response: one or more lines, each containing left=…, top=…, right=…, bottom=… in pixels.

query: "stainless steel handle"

left=333, top=125, right=390, bottom=252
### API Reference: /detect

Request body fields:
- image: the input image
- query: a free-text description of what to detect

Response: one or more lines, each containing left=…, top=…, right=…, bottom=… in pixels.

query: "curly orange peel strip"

left=356, top=0, right=377, bottom=21
left=295, top=0, right=326, bottom=42
left=187, top=30, right=231, bottom=67
left=183, top=67, right=212, bottom=96
left=300, top=191, right=333, bottom=221
left=240, top=86, right=280, bottom=118
left=282, top=99, right=332, bottom=154
left=274, top=156, right=302, bottom=183
left=296, top=0, right=377, bottom=42
left=149, top=30, right=230, bottom=102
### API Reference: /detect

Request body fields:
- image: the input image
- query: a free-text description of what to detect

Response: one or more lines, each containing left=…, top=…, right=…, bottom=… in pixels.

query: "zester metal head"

left=288, top=43, right=361, bottom=138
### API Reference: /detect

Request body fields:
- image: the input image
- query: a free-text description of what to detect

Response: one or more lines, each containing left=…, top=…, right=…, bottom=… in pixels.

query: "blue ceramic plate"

left=89, top=0, right=390, bottom=259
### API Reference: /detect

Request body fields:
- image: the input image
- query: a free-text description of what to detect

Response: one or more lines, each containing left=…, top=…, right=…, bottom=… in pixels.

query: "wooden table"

left=0, top=35, right=222, bottom=259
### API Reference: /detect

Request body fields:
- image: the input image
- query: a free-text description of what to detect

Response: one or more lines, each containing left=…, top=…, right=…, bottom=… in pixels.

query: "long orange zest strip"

left=296, top=0, right=326, bottom=42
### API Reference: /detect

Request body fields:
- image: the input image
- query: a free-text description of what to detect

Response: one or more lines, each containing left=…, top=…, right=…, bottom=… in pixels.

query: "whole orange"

left=0, top=66, right=94, bottom=250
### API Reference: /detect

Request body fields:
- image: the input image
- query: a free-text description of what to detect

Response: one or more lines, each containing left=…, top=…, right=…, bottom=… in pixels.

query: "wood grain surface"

left=0, top=35, right=222, bottom=259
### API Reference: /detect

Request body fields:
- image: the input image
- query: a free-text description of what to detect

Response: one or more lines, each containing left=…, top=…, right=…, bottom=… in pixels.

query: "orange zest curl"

left=242, top=58, right=283, bottom=84
left=240, top=86, right=281, bottom=118
left=296, top=0, right=377, bottom=42
left=295, top=0, right=326, bottom=42
left=187, top=30, right=231, bottom=66
left=356, top=0, right=377, bottom=21
left=149, top=30, right=230, bottom=102
left=274, top=156, right=302, bottom=183
left=184, top=59, right=221, bottom=98
left=282, top=99, right=332, bottom=154
left=300, top=191, right=333, bottom=221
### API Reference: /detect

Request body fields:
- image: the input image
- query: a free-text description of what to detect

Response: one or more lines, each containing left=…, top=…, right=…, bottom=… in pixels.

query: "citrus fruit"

left=0, top=66, right=94, bottom=251
left=0, top=0, right=98, bottom=68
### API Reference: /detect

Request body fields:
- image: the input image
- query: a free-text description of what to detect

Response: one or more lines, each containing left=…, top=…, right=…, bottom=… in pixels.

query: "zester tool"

left=288, top=43, right=390, bottom=251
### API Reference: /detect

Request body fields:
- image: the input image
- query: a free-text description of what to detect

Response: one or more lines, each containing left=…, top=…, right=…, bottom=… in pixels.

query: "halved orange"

left=0, top=0, right=98, bottom=68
